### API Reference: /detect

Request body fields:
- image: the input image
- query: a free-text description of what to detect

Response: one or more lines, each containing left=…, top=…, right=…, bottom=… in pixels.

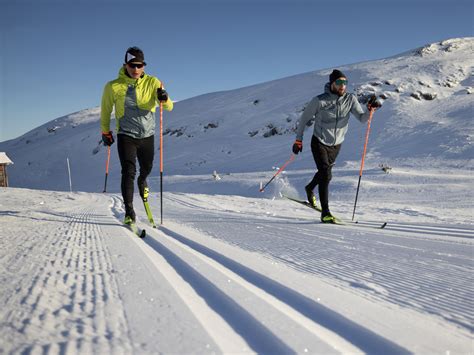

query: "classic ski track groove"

left=166, top=193, right=473, bottom=238
left=111, top=196, right=362, bottom=353
left=153, top=225, right=364, bottom=353
left=162, top=193, right=474, bottom=332
left=109, top=196, right=252, bottom=352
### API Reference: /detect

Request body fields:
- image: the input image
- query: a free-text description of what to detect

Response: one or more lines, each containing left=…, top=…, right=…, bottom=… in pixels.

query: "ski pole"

left=103, top=145, right=111, bottom=193
left=352, top=109, right=375, bottom=221
left=159, top=86, right=164, bottom=225
left=259, top=154, right=295, bottom=192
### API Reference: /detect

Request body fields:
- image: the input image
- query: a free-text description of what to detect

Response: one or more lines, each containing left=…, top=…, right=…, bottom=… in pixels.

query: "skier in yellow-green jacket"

left=101, top=46, right=173, bottom=224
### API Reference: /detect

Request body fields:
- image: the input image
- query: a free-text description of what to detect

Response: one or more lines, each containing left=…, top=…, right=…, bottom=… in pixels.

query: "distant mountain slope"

left=1, top=37, right=472, bottom=192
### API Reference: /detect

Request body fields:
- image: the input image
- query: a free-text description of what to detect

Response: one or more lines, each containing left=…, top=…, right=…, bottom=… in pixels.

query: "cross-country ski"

left=283, top=195, right=388, bottom=229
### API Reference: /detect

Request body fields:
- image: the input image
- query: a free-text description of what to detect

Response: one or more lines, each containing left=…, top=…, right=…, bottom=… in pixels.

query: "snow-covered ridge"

left=0, top=37, right=472, bottom=192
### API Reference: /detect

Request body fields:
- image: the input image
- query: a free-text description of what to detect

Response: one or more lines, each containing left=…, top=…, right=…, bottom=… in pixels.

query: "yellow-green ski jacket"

left=101, top=67, right=173, bottom=139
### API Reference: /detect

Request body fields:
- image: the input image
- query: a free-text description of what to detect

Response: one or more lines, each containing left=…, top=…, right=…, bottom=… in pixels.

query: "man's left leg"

left=317, top=143, right=341, bottom=222
left=137, top=136, right=155, bottom=199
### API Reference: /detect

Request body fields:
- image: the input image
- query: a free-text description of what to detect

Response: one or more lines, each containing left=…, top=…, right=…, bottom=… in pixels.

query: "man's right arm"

left=100, top=83, right=114, bottom=133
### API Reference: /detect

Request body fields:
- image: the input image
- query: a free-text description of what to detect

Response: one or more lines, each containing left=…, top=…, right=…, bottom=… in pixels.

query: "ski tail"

left=125, top=222, right=146, bottom=238
left=143, top=200, right=156, bottom=228
left=283, top=194, right=322, bottom=212
left=140, top=186, right=157, bottom=228
left=140, top=183, right=156, bottom=228
left=283, top=194, right=387, bottom=229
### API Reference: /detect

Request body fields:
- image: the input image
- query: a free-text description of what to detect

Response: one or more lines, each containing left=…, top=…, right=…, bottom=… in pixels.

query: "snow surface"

left=0, top=38, right=473, bottom=353
left=0, top=186, right=472, bottom=353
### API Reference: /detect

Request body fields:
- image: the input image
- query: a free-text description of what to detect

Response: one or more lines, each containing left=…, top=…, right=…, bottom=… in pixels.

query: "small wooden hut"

left=0, top=152, right=13, bottom=187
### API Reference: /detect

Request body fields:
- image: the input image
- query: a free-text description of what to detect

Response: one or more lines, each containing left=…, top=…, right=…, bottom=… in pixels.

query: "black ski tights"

left=117, top=134, right=154, bottom=214
left=306, top=136, right=341, bottom=213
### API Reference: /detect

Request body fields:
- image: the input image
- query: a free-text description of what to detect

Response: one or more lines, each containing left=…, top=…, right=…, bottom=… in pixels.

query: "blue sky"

left=0, top=0, right=472, bottom=141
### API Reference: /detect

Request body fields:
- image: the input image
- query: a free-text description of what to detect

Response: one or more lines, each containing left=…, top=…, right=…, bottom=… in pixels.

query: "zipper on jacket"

left=333, top=99, right=339, bottom=146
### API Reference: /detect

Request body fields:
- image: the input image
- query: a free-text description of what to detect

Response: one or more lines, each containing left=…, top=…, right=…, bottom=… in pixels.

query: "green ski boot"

left=321, top=211, right=337, bottom=224
left=305, top=185, right=319, bottom=209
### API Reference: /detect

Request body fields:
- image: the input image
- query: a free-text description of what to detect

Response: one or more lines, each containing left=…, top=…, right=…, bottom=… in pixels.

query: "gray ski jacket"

left=295, top=83, right=370, bottom=146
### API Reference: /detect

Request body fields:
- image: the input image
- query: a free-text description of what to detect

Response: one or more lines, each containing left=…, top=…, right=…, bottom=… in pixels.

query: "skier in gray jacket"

left=292, top=69, right=381, bottom=223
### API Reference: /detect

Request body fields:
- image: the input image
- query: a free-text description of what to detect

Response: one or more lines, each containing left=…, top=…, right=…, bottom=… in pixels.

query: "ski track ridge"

left=110, top=196, right=409, bottom=354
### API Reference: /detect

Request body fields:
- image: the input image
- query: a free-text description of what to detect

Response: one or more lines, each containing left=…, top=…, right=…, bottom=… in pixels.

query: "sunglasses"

left=127, top=63, right=145, bottom=69
left=335, top=79, right=348, bottom=86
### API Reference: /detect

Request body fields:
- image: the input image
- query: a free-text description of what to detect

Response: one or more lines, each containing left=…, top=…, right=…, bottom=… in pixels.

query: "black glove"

left=102, top=131, right=115, bottom=146
left=292, top=140, right=303, bottom=155
left=157, top=88, right=169, bottom=102
left=367, top=95, right=382, bottom=110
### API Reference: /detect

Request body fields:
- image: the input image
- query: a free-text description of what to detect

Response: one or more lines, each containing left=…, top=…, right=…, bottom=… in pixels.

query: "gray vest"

left=119, top=84, right=156, bottom=139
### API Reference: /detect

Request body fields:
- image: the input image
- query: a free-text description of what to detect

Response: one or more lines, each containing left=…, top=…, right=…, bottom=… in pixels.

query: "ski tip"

left=381, top=222, right=388, bottom=229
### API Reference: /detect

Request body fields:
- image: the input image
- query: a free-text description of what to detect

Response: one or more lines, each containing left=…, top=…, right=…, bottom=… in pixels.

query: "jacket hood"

left=324, top=82, right=331, bottom=93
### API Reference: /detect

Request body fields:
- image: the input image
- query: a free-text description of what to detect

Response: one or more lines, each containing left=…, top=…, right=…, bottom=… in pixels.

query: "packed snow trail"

left=109, top=195, right=407, bottom=353
left=0, top=188, right=472, bottom=353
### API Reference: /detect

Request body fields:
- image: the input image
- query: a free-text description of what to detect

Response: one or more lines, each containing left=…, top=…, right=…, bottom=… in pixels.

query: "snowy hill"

left=0, top=37, right=472, bottom=193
